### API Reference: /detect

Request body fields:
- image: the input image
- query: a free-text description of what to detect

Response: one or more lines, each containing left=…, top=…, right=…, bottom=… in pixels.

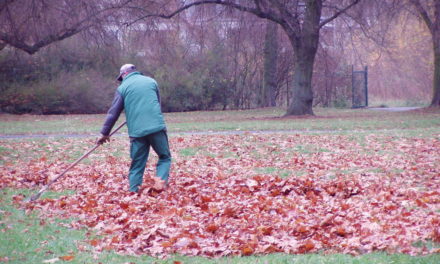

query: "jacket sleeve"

left=100, top=91, right=124, bottom=136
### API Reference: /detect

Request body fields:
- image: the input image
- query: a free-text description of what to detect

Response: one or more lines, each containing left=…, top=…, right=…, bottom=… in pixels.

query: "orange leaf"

left=206, top=224, right=218, bottom=233
left=257, top=226, right=273, bottom=236
left=188, top=241, right=199, bottom=249
left=111, top=236, right=120, bottom=244
left=199, top=203, right=209, bottom=212
left=415, top=199, right=427, bottom=208
left=223, top=207, right=235, bottom=217
left=297, top=225, right=308, bottom=233
left=89, top=239, right=99, bottom=246
left=421, top=196, right=430, bottom=203
left=201, top=195, right=212, bottom=203
left=263, top=245, right=280, bottom=253
left=120, top=202, right=129, bottom=210
left=59, top=255, right=75, bottom=261
left=129, top=228, right=142, bottom=239
left=58, top=200, right=67, bottom=208
left=270, top=189, right=281, bottom=196
left=161, top=241, right=173, bottom=248
left=299, top=241, right=315, bottom=253
left=340, top=203, right=350, bottom=210
left=241, top=245, right=254, bottom=256
left=335, top=227, right=347, bottom=237
left=432, top=228, right=440, bottom=243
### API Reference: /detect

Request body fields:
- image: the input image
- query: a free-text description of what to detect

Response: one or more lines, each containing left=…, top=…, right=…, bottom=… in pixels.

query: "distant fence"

left=352, top=66, right=368, bottom=108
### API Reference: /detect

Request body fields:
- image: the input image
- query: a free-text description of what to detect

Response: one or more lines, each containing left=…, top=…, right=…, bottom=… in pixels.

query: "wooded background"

left=0, top=0, right=438, bottom=115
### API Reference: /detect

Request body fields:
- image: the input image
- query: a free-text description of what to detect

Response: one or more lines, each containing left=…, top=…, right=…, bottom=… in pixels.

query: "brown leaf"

left=89, top=239, right=99, bottom=246
left=432, top=228, right=440, bottom=243
left=161, top=241, right=173, bottom=248
left=299, top=241, right=315, bottom=253
left=223, top=207, right=235, bottom=217
left=59, top=255, right=75, bottom=261
left=240, top=245, right=254, bottom=256
left=335, top=227, right=347, bottom=237
left=206, top=224, right=218, bottom=233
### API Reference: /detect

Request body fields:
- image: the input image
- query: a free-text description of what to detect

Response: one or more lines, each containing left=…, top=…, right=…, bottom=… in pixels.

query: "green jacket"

left=101, top=72, right=166, bottom=137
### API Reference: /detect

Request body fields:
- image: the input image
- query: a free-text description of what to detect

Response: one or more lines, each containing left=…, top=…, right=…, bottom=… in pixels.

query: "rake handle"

left=28, top=121, right=126, bottom=202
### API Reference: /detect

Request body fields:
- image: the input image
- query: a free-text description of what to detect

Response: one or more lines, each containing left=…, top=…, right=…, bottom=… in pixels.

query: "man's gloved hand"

left=97, top=135, right=110, bottom=145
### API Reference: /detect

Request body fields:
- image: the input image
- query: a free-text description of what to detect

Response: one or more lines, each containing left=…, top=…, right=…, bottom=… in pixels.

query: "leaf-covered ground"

left=1, top=133, right=439, bottom=258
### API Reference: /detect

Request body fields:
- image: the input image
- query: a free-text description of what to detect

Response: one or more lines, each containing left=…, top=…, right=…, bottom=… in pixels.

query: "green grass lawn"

left=1, top=107, right=439, bottom=263
left=1, top=107, right=439, bottom=135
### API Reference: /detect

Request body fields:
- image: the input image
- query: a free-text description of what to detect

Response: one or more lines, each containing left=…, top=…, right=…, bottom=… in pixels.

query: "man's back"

left=118, top=72, right=166, bottom=137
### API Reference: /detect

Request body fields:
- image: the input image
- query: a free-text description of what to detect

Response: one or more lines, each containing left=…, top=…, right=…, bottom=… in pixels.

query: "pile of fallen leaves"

left=1, top=133, right=439, bottom=257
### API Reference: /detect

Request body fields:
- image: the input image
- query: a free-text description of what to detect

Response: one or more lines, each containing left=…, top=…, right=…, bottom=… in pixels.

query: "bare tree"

left=0, top=0, right=127, bottom=54
left=132, top=0, right=361, bottom=115
left=409, top=0, right=440, bottom=106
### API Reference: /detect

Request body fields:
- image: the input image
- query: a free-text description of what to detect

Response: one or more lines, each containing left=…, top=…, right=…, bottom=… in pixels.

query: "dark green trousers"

left=128, top=130, right=171, bottom=192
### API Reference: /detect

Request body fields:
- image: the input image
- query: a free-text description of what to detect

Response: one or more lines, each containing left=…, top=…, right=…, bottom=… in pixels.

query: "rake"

left=27, top=121, right=126, bottom=202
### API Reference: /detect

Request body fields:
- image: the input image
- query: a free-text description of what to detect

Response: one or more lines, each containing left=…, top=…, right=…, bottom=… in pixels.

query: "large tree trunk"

left=262, top=21, right=278, bottom=107
left=285, top=0, right=322, bottom=116
left=410, top=0, right=440, bottom=106
left=286, top=44, right=317, bottom=115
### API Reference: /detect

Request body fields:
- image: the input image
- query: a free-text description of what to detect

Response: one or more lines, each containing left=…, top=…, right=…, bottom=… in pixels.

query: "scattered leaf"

left=59, top=255, right=75, bottom=261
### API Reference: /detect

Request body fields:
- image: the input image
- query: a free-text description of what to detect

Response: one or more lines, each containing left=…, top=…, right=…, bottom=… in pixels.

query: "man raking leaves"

left=97, top=64, right=171, bottom=193
left=28, top=64, right=171, bottom=201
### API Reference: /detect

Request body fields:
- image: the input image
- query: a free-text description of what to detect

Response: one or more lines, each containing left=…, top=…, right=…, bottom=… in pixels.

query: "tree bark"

left=287, top=48, right=316, bottom=115
left=431, top=3, right=440, bottom=107
left=432, top=37, right=440, bottom=106
left=410, top=0, right=440, bottom=106
left=285, top=0, right=322, bottom=116
left=262, top=20, right=278, bottom=107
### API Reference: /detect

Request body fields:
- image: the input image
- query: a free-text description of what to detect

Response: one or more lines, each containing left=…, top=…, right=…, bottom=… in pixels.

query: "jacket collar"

left=122, top=71, right=140, bottom=82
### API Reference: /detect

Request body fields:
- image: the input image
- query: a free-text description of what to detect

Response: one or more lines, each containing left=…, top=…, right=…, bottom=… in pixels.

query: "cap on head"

left=117, top=64, right=136, bottom=81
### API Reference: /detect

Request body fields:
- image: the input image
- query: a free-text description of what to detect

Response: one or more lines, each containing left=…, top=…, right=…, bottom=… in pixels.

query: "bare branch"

left=0, top=0, right=132, bottom=54
left=409, top=0, right=433, bottom=33
left=267, top=0, right=299, bottom=32
left=0, top=23, right=91, bottom=54
left=255, top=0, right=263, bottom=11
left=127, top=0, right=285, bottom=26
left=319, top=0, right=361, bottom=28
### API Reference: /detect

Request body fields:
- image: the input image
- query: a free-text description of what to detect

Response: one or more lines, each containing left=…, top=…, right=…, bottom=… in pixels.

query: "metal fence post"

left=364, top=66, right=368, bottom=107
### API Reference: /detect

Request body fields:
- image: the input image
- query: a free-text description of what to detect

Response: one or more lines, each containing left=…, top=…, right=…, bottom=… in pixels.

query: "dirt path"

left=369, top=106, right=423, bottom=112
